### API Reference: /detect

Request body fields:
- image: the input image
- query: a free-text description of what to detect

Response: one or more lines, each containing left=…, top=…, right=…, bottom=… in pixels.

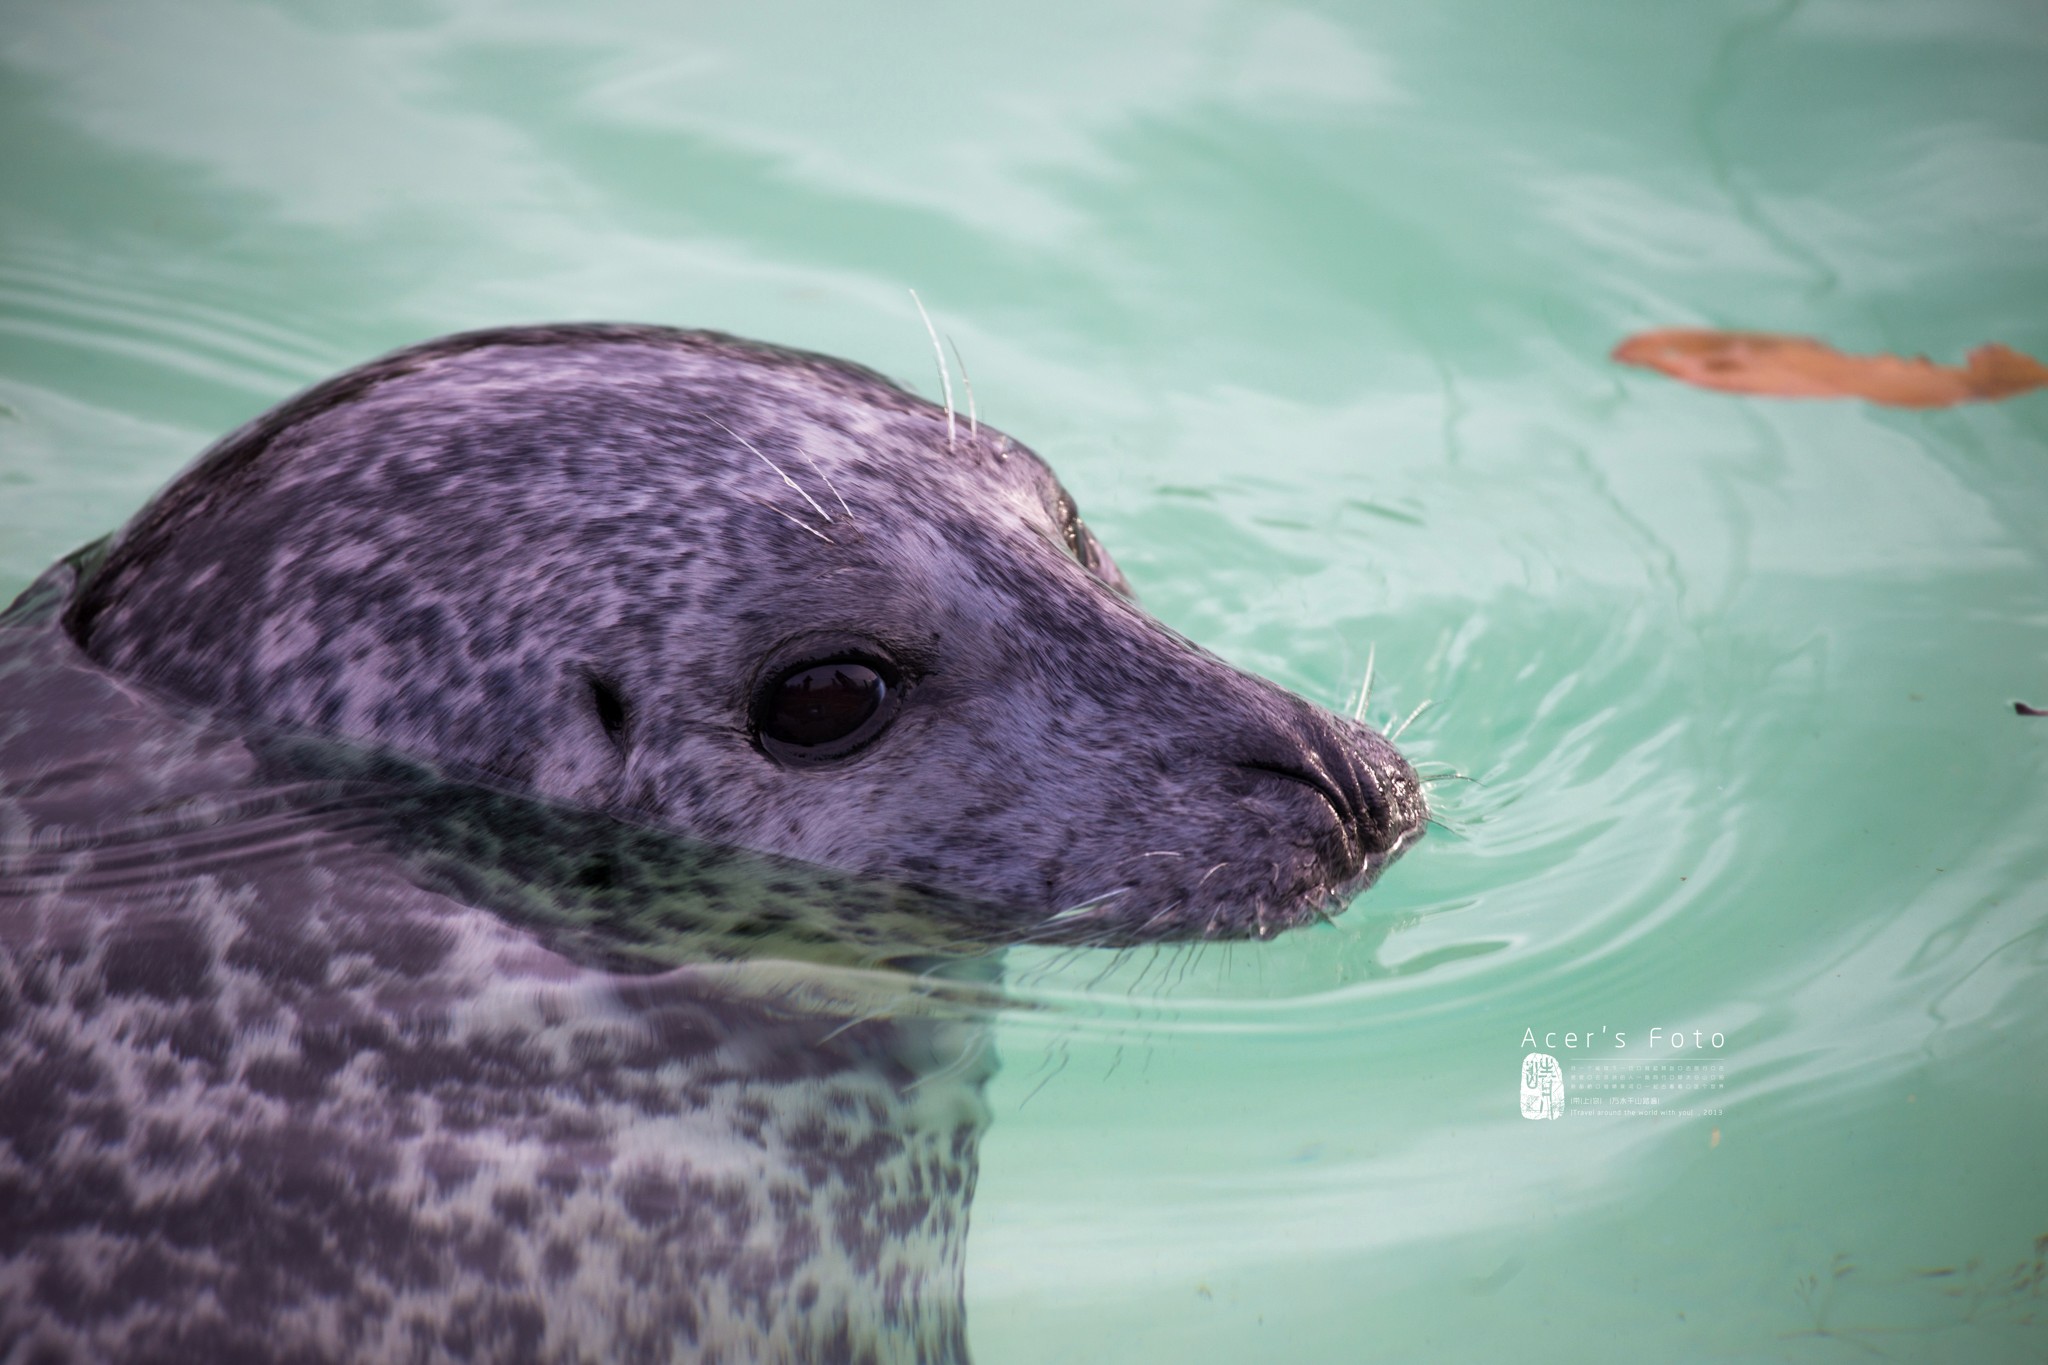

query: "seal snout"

left=1232, top=709, right=1427, bottom=895
left=1328, top=717, right=1429, bottom=866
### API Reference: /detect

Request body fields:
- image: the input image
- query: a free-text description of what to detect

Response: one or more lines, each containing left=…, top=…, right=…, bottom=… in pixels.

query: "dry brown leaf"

left=1612, top=329, right=2048, bottom=408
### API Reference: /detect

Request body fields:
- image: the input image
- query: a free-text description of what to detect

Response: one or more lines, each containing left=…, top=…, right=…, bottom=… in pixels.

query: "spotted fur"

left=2, top=600, right=991, bottom=1364
left=2, top=326, right=1425, bottom=1362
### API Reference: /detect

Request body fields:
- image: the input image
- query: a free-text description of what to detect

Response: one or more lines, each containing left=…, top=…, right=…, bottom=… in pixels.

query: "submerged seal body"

left=0, top=325, right=1425, bottom=1361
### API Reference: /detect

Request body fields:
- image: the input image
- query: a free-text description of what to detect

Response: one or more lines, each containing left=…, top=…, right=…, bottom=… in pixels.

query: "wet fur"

left=66, top=326, right=1422, bottom=940
left=2, top=603, right=990, bottom=1363
left=2, top=326, right=1425, bottom=1362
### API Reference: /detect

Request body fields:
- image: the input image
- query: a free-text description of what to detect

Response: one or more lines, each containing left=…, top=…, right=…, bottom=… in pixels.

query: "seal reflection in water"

left=0, top=326, right=1425, bottom=1363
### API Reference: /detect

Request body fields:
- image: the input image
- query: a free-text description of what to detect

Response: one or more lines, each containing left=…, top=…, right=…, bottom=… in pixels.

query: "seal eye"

left=757, top=659, right=898, bottom=765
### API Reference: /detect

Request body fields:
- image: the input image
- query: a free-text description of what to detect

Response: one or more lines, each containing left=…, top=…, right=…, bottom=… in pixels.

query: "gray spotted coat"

left=1, top=326, right=1425, bottom=1362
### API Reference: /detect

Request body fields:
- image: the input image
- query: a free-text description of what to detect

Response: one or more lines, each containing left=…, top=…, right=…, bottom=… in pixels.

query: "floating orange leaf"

left=1612, top=329, right=2048, bottom=408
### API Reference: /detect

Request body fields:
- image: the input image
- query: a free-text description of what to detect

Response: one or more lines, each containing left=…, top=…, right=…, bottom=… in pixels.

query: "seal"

left=64, top=324, right=1423, bottom=936
left=0, top=324, right=1426, bottom=1362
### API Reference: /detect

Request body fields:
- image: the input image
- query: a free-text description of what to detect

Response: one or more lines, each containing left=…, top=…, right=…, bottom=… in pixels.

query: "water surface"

left=3, top=1, right=2045, bottom=1360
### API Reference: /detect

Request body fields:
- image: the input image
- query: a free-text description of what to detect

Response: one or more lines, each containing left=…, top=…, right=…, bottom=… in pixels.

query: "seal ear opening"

left=588, top=673, right=630, bottom=755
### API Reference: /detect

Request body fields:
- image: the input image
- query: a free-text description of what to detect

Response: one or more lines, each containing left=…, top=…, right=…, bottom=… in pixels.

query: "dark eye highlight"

left=756, top=658, right=901, bottom=765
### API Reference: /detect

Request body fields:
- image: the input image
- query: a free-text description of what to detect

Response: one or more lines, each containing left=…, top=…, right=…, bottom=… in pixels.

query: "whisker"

left=1045, top=887, right=1129, bottom=925
left=1137, top=900, right=1183, bottom=935
left=1352, top=644, right=1377, bottom=722
left=1004, top=921, right=1077, bottom=951
left=1041, top=944, right=1089, bottom=976
left=744, top=495, right=833, bottom=544
left=909, top=289, right=956, bottom=451
left=713, top=418, right=834, bottom=524
left=904, top=1026, right=993, bottom=1092
left=1389, top=698, right=1434, bottom=741
left=818, top=969, right=945, bottom=1042
left=1127, top=943, right=1164, bottom=993
left=1019, top=1040, right=1070, bottom=1109
left=1085, top=949, right=1129, bottom=991
left=946, top=336, right=978, bottom=436
left=795, top=447, right=853, bottom=524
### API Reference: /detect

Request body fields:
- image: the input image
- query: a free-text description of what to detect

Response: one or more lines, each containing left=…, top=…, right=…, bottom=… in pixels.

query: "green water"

left=4, top=1, right=2045, bottom=1360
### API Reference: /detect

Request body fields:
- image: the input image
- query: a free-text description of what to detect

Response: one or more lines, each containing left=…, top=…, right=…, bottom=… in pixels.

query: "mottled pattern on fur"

left=67, top=325, right=1424, bottom=942
left=4, top=325, right=1427, bottom=1362
left=2, top=609, right=988, bottom=1364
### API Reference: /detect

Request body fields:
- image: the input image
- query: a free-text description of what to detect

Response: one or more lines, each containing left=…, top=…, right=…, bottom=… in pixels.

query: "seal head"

left=67, top=324, right=1425, bottom=941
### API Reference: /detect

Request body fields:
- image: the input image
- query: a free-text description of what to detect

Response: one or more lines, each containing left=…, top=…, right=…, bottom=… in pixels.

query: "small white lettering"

left=1515, top=1025, right=1726, bottom=1052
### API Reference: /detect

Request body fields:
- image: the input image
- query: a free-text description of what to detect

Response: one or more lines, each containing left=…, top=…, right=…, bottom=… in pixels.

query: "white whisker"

left=1352, top=644, right=1376, bottom=722
left=1389, top=698, right=1434, bottom=741
left=909, top=289, right=956, bottom=451
left=795, top=448, right=853, bottom=524
left=946, top=336, right=978, bottom=436
left=745, top=496, right=833, bottom=544
left=712, top=417, right=833, bottom=524
left=904, top=1027, right=992, bottom=1092
left=1046, top=887, right=1129, bottom=924
left=1137, top=900, right=1182, bottom=934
